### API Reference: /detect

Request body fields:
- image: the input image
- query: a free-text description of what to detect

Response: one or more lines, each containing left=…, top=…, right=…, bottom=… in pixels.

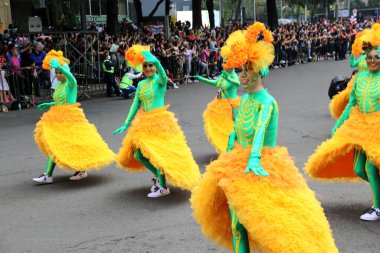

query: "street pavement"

left=1, top=59, right=380, bottom=253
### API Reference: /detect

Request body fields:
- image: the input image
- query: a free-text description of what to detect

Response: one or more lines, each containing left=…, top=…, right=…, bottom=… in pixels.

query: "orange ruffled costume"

left=116, top=106, right=201, bottom=190
left=191, top=145, right=338, bottom=252
left=329, top=74, right=356, bottom=119
left=203, top=97, right=240, bottom=153
left=305, top=107, right=380, bottom=181
left=34, top=103, right=115, bottom=171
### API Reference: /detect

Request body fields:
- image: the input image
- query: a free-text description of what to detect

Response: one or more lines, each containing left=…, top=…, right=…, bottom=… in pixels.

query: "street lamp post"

left=220, top=0, right=224, bottom=26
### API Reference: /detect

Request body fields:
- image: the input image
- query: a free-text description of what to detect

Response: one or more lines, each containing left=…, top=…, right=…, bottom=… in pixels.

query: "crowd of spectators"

left=0, top=17, right=378, bottom=111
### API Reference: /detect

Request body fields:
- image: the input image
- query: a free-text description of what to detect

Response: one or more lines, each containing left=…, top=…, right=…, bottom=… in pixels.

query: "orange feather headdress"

left=352, top=23, right=380, bottom=56
left=42, top=50, right=70, bottom=70
left=125, top=44, right=150, bottom=72
left=221, top=22, right=274, bottom=73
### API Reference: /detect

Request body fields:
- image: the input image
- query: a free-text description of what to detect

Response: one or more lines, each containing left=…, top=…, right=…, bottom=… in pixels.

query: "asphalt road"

left=1, top=59, right=379, bottom=253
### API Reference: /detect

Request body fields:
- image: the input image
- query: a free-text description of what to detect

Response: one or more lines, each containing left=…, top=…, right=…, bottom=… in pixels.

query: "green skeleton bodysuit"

left=37, top=59, right=77, bottom=175
left=195, top=70, right=240, bottom=117
left=113, top=51, right=169, bottom=189
left=226, top=88, right=279, bottom=253
left=333, top=70, right=380, bottom=208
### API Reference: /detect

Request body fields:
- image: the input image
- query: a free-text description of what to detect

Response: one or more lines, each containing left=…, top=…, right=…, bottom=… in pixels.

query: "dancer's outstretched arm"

left=113, top=88, right=141, bottom=134
left=350, top=54, right=365, bottom=68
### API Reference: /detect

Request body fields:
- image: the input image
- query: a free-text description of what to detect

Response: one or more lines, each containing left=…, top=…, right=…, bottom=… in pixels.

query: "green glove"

left=193, top=75, right=202, bottom=80
left=245, top=155, right=269, bottom=176
left=37, top=102, right=55, bottom=111
left=50, top=58, right=60, bottom=69
left=226, top=131, right=236, bottom=152
left=142, top=51, right=158, bottom=65
left=112, top=122, right=129, bottom=135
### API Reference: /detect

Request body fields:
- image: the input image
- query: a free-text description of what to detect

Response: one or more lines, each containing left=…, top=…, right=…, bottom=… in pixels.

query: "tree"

left=193, top=0, right=202, bottom=29
left=147, top=0, right=165, bottom=19
left=267, top=0, right=278, bottom=29
left=206, top=0, right=215, bottom=28
left=235, top=0, right=241, bottom=21
left=48, top=0, right=80, bottom=30
left=106, top=0, right=119, bottom=35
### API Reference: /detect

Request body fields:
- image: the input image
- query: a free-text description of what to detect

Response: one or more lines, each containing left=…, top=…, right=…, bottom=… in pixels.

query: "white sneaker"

left=147, top=187, right=170, bottom=198
left=150, top=177, right=160, bottom=193
left=33, top=173, right=53, bottom=184
left=173, top=83, right=179, bottom=89
left=69, top=171, right=88, bottom=181
left=360, top=208, right=380, bottom=221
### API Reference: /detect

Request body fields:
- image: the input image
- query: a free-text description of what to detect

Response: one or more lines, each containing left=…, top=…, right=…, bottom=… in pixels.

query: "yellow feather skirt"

left=329, top=74, right=355, bottom=119
left=191, top=145, right=338, bottom=253
left=34, top=103, right=115, bottom=171
left=203, top=97, right=240, bottom=153
left=306, top=107, right=380, bottom=182
left=116, top=106, right=201, bottom=190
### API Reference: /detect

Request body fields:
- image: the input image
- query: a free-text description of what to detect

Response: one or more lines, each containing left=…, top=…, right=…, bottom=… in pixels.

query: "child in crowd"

left=0, top=56, right=15, bottom=105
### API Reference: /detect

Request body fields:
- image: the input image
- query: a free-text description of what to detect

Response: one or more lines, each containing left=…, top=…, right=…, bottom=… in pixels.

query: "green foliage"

left=50, top=0, right=80, bottom=29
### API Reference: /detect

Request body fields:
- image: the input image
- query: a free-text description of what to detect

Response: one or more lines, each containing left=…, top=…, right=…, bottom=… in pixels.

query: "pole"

left=336, top=0, right=339, bottom=19
left=126, top=0, right=129, bottom=17
left=280, top=0, right=283, bottom=19
left=241, top=0, right=245, bottom=24
left=347, top=0, right=350, bottom=19
left=220, top=0, right=224, bottom=26
left=253, top=0, right=256, bottom=21
left=89, top=0, right=92, bottom=15
left=305, top=3, right=307, bottom=23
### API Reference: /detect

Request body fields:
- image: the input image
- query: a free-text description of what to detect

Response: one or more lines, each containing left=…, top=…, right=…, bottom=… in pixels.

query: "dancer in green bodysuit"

left=113, top=45, right=200, bottom=198
left=191, top=22, right=338, bottom=253
left=306, top=23, right=380, bottom=221
left=33, top=50, right=114, bottom=184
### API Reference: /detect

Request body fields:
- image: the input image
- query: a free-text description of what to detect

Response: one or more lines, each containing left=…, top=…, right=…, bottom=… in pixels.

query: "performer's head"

left=42, top=50, right=70, bottom=74
left=366, top=47, right=380, bottom=73
left=239, top=61, right=261, bottom=92
left=55, top=69, right=65, bottom=81
left=125, top=44, right=150, bottom=73
left=352, top=23, right=380, bottom=73
left=142, top=61, right=157, bottom=77
left=221, top=22, right=274, bottom=91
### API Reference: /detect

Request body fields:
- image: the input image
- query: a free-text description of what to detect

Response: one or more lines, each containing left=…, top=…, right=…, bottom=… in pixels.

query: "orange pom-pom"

left=125, top=44, right=150, bottom=71
left=42, top=50, right=69, bottom=70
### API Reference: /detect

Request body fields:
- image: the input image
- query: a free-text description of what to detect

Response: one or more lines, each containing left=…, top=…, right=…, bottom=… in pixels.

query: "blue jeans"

left=121, top=86, right=136, bottom=99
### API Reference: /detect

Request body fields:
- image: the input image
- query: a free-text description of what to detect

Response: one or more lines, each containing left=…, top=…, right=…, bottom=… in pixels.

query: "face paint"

left=239, top=62, right=259, bottom=91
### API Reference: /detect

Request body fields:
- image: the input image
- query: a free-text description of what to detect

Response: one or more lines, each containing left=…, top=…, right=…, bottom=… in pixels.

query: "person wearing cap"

left=113, top=45, right=200, bottom=198
left=306, top=23, right=380, bottom=221
left=30, top=42, right=46, bottom=68
left=191, top=22, right=338, bottom=253
left=33, top=50, right=115, bottom=184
